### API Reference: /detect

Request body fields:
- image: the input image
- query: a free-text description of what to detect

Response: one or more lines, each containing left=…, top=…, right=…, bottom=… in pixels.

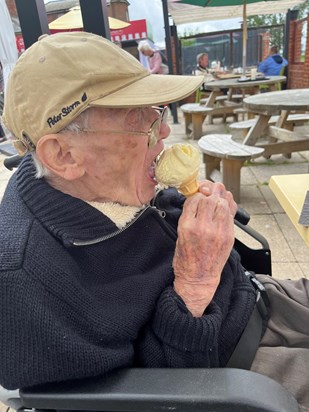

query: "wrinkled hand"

left=198, top=180, right=237, bottom=217
left=173, top=182, right=235, bottom=317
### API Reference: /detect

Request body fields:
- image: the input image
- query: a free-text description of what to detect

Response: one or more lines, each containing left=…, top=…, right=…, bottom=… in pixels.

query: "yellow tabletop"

left=269, top=174, right=309, bottom=247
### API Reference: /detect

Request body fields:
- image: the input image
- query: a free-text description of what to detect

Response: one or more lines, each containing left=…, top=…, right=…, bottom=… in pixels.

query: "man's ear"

left=36, top=134, right=86, bottom=180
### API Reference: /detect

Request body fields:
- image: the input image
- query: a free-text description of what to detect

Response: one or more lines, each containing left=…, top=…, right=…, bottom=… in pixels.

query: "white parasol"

left=0, top=0, right=18, bottom=93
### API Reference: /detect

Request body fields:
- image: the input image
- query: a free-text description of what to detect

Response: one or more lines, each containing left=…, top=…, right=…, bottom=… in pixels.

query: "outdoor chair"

left=1, top=155, right=296, bottom=412
left=195, top=88, right=210, bottom=103
left=259, top=65, right=288, bottom=93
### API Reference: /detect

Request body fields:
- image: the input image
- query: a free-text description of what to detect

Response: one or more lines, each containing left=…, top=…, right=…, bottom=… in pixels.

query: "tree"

left=247, top=1, right=309, bottom=51
left=297, top=0, right=309, bottom=18
left=179, top=27, right=201, bottom=38
left=247, top=0, right=309, bottom=27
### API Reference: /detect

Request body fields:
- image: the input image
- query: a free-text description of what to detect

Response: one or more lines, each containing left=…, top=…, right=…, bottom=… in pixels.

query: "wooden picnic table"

left=243, top=88, right=309, bottom=157
left=204, top=75, right=286, bottom=108
left=180, top=76, right=286, bottom=140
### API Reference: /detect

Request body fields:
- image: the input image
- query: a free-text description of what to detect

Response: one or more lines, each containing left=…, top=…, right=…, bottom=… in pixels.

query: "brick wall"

left=5, top=0, right=17, bottom=17
left=109, top=0, right=129, bottom=22
left=260, top=31, right=271, bottom=60
left=287, top=15, right=309, bottom=89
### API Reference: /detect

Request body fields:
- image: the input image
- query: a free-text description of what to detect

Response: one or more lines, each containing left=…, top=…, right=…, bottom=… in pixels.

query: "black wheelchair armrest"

left=19, top=368, right=299, bottom=412
left=234, top=219, right=272, bottom=276
left=234, top=206, right=250, bottom=226
left=3, top=153, right=22, bottom=170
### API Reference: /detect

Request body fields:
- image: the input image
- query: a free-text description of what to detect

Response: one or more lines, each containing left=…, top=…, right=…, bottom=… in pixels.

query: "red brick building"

left=287, top=15, right=309, bottom=88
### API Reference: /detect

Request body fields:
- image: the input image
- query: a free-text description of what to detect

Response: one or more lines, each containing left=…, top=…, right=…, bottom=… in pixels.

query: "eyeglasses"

left=79, top=106, right=168, bottom=148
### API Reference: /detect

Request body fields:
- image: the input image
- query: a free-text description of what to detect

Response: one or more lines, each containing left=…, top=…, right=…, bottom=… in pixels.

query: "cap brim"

left=89, top=74, right=204, bottom=108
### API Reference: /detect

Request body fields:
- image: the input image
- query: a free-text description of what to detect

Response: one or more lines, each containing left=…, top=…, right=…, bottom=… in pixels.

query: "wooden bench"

left=218, top=95, right=249, bottom=123
left=198, top=134, right=265, bottom=202
left=199, top=95, right=242, bottom=109
left=216, top=94, right=246, bottom=104
left=233, top=107, right=248, bottom=121
left=180, top=103, right=213, bottom=139
left=180, top=102, right=240, bottom=139
left=233, top=107, right=256, bottom=121
left=229, top=113, right=309, bottom=138
left=200, top=94, right=242, bottom=105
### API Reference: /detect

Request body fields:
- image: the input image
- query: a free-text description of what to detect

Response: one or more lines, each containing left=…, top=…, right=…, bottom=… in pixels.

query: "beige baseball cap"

left=2, top=32, right=203, bottom=153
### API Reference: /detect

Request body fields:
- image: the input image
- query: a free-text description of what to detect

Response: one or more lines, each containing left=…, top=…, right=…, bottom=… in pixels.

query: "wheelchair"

left=1, top=155, right=299, bottom=412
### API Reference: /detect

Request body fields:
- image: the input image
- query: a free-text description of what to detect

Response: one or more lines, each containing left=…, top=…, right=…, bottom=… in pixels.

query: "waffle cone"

left=179, top=174, right=199, bottom=197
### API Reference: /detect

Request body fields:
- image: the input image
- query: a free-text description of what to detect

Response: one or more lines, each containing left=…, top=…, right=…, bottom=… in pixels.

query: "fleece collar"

left=88, top=201, right=144, bottom=229
left=16, top=156, right=145, bottom=246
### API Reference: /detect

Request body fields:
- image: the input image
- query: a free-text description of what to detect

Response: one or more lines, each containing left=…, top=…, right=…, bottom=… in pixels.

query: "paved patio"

left=0, top=108, right=308, bottom=411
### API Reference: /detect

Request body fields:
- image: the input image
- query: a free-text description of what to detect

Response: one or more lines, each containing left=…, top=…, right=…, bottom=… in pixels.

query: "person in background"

left=137, top=40, right=167, bottom=74
left=258, top=45, right=288, bottom=76
left=193, top=53, right=215, bottom=92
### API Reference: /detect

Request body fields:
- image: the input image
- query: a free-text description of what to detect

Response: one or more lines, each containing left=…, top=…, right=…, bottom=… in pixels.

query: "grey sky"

left=128, top=0, right=241, bottom=47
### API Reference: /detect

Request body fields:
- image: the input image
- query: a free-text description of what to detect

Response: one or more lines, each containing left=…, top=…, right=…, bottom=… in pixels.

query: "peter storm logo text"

left=47, top=92, right=88, bottom=128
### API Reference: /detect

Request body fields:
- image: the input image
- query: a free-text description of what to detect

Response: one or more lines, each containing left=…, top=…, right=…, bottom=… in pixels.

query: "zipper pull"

left=152, top=206, right=166, bottom=218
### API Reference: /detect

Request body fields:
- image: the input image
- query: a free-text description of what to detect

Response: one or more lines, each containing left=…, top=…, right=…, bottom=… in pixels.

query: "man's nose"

left=159, top=122, right=170, bottom=140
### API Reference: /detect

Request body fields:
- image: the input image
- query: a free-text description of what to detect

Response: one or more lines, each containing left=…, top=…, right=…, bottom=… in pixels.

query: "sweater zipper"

left=72, top=205, right=165, bottom=246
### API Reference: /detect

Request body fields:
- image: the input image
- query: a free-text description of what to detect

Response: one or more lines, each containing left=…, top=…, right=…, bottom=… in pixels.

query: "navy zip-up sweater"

left=0, top=156, right=256, bottom=390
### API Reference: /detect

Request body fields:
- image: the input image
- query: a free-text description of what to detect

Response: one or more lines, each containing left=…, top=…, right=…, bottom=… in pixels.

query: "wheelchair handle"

left=235, top=206, right=250, bottom=226
left=3, top=154, right=23, bottom=170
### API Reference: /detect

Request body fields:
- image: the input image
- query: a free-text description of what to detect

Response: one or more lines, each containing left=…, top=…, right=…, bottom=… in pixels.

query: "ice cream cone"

left=155, top=143, right=201, bottom=195
left=179, top=173, right=199, bottom=197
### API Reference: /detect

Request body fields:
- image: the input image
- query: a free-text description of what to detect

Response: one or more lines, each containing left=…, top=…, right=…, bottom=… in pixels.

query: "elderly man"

left=0, top=32, right=308, bottom=412
left=193, top=52, right=215, bottom=92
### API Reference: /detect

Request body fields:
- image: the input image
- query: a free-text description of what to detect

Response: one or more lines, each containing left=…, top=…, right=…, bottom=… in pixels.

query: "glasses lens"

left=153, top=106, right=168, bottom=124
left=148, top=107, right=168, bottom=148
left=148, top=119, right=160, bottom=148
left=161, top=107, right=168, bottom=124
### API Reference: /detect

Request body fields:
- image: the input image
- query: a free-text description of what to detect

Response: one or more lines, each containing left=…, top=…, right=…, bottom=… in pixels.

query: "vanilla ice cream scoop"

left=155, top=143, right=201, bottom=196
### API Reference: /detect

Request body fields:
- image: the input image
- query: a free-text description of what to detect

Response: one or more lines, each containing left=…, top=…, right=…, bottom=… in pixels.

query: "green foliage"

left=246, top=2, right=309, bottom=51
left=180, top=38, right=198, bottom=47
left=247, top=13, right=285, bottom=51
left=179, top=27, right=201, bottom=38
left=297, top=0, right=309, bottom=18
left=247, top=0, right=309, bottom=28
left=247, top=14, right=285, bottom=27
left=247, top=0, right=309, bottom=27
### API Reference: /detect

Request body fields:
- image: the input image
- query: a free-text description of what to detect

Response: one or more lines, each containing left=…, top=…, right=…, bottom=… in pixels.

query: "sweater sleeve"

left=0, top=270, right=134, bottom=390
left=258, top=59, right=268, bottom=74
left=135, top=250, right=256, bottom=368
